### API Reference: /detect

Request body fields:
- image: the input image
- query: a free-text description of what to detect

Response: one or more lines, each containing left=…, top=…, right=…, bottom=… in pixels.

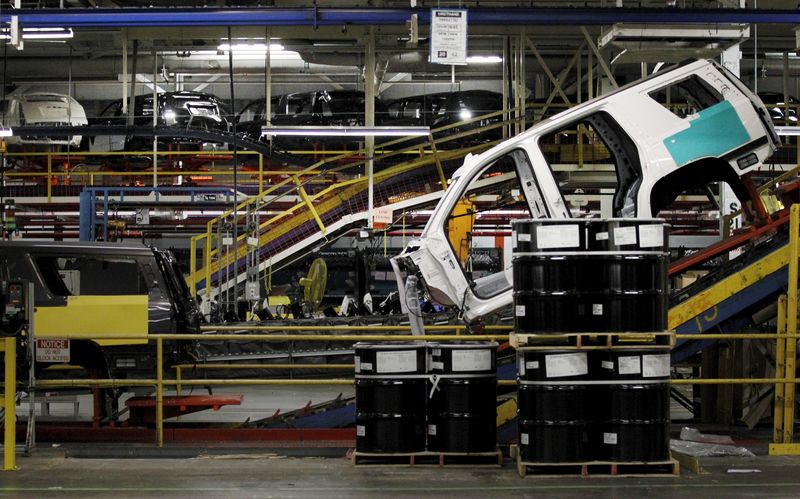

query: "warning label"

left=36, top=339, right=70, bottom=363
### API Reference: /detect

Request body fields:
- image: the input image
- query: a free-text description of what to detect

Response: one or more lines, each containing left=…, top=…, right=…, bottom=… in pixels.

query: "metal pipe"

left=200, top=324, right=511, bottom=331
left=7, top=8, right=800, bottom=27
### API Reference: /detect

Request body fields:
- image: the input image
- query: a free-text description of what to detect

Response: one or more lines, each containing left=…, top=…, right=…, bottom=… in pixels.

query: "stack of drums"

left=513, top=218, right=668, bottom=333
left=598, top=348, right=672, bottom=461
left=354, top=341, right=498, bottom=454
left=517, top=349, right=594, bottom=462
left=512, top=218, right=671, bottom=463
left=354, top=343, right=427, bottom=453
left=427, top=342, right=498, bottom=452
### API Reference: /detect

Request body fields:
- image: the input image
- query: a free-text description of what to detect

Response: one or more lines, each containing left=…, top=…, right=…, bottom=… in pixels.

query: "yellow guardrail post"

left=770, top=203, right=800, bottom=455
left=775, top=295, right=787, bottom=443
left=784, top=203, right=798, bottom=444
left=2, top=337, right=16, bottom=471
left=258, top=154, right=264, bottom=194
left=156, top=336, right=164, bottom=448
left=428, top=132, right=448, bottom=191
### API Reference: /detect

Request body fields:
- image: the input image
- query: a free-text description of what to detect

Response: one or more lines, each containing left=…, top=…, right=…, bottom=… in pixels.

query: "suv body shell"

left=392, top=59, right=778, bottom=323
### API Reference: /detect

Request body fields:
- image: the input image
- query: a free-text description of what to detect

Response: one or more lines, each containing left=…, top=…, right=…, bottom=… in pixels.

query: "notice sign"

left=430, top=9, right=468, bottom=65
left=36, top=338, right=70, bottom=363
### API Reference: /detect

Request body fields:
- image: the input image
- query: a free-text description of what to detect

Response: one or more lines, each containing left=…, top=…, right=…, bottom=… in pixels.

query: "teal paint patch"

left=663, top=100, right=750, bottom=167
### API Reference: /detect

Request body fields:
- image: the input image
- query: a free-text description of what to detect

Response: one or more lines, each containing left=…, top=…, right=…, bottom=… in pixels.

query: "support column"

left=365, top=29, right=376, bottom=228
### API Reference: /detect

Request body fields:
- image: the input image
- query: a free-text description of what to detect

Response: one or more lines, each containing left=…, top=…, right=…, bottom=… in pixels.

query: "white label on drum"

left=357, top=425, right=366, bottom=437
left=518, top=358, right=526, bottom=376
left=545, top=352, right=588, bottom=378
left=525, top=360, right=540, bottom=370
left=536, top=224, right=580, bottom=249
left=642, top=354, right=671, bottom=378
left=601, top=360, right=614, bottom=370
left=376, top=350, right=418, bottom=373
left=515, top=305, right=526, bottom=317
left=613, top=226, right=637, bottom=246
left=360, top=362, right=373, bottom=372
left=430, top=361, right=444, bottom=370
left=520, top=433, right=529, bottom=445
left=432, top=348, right=441, bottom=356
left=618, top=356, right=641, bottom=375
left=512, top=231, right=517, bottom=249
left=428, top=424, right=437, bottom=436
left=595, top=231, right=609, bottom=241
left=603, top=432, right=618, bottom=445
left=592, top=304, right=603, bottom=316
left=518, top=232, right=531, bottom=242
left=354, top=355, right=361, bottom=373
left=639, top=225, right=664, bottom=248
left=452, top=349, right=492, bottom=372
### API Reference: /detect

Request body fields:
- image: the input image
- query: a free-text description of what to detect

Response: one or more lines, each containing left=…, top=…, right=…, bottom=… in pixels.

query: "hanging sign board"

left=430, top=9, right=468, bottom=65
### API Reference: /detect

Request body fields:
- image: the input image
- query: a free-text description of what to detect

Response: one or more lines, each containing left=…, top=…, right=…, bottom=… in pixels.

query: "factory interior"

left=2, top=1, right=800, bottom=497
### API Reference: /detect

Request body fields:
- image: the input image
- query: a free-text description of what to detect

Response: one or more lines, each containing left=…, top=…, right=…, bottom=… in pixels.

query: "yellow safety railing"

left=189, top=107, right=521, bottom=296
left=1, top=337, right=16, bottom=471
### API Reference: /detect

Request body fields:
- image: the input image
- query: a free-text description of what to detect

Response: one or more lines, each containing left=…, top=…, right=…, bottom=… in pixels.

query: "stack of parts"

left=354, top=341, right=498, bottom=454
left=512, top=218, right=671, bottom=463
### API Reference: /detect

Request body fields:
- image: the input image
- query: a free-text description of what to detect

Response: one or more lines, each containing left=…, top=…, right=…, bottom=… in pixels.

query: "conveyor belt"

left=669, top=229, right=792, bottom=362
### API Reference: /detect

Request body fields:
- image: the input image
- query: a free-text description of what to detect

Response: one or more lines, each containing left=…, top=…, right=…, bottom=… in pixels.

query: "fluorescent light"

left=0, top=27, right=73, bottom=40
left=262, top=126, right=430, bottom=137
left=466, top=55, right=502, bottom=64
left=217, top=43, right=285, bottom=52
left=0, top=128, right=13, bottom=137
left=775, top=126, right=800, bottom=136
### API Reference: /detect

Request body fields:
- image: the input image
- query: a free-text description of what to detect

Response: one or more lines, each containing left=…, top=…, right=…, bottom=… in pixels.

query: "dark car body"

left=757, top=91, right=798, bottom=125
left=239, top=90, right=389, bottom=151
left=385, top=90, right=504, bottom=146
left=0, top=241, right=201, bottom=377
left=87, top=91, right=231, bottom=151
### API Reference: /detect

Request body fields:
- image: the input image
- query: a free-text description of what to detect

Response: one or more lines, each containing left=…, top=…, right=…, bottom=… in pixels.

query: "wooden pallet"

left=352, top=449, right=503, bottom=467
left=516, top=456, right=680, bottom=478
left=510, top=331, right=675, bottom=350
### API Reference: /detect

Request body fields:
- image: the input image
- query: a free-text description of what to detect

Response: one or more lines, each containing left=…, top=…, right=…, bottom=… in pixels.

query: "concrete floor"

left=2, top=448, right=800, bottom=498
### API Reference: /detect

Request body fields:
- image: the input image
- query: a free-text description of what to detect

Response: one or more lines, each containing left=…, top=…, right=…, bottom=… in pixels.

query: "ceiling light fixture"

left=466, top=55, right=502, bottom=64
left=262, top=126, right=430, bottom=137
left=217, top=43, right=285, bottom=53
left=0, top=128, right=14, bottom=137
left=0, top=27, right=74, bottom=40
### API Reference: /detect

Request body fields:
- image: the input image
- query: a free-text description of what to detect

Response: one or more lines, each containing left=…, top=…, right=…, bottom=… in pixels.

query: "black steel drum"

left=426, top=342, right=497, bottom=452
left=355, top=343, right=426, bottom=453
left=512, top=219, right=669, bottom=333
left=517, top=349, right=596, bottom=462
left=596, top=349, right=671, bottom=462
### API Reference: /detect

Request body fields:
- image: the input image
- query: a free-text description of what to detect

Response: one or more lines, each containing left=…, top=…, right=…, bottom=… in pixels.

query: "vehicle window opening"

left=648, top=74, right=724, bottom=118
left=539, top=111, right=642, bottom=217
left=444, top=149, right=539, bottom=300
left=35, top=256, right=148, bottom=297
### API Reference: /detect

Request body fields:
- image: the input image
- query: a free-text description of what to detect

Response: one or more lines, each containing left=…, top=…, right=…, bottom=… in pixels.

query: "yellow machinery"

left=447, top=198, right=476, bottom=268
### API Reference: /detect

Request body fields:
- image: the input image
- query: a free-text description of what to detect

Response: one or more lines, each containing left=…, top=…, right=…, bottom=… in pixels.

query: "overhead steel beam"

left=5, top=8, right=800, bottom=28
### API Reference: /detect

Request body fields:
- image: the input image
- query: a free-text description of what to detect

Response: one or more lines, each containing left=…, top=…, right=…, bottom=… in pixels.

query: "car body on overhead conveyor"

left=391, top=58, right=779, bottom=324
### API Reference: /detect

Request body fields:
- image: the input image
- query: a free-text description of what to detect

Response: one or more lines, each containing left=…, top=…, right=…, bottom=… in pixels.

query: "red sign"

left=36, top=338, right=70, bottom=363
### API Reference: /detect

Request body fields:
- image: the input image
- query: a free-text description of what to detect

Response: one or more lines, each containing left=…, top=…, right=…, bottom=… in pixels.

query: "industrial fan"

left=298, top=257, right=328, bottom=316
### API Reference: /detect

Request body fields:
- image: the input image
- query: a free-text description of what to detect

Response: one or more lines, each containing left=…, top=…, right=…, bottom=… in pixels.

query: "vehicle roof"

left=0, top=240, right=154, bottom=255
